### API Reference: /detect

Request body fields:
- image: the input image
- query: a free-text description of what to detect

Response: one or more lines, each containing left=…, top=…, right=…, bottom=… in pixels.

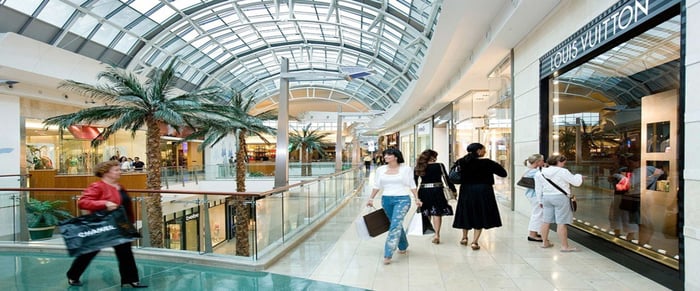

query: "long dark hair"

left=464, top=143, right=485, bottom=164
left=382, top=148, right=405, bottom=163
left=415, top=149, right=437, bottom=176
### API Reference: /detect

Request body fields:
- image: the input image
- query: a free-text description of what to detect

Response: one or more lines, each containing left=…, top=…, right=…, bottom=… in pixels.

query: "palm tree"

left=43, top=59, right=244, bottom=247
left=186, top=90, right=275, bottom=256
left=289, top=124, right=330, bottom=176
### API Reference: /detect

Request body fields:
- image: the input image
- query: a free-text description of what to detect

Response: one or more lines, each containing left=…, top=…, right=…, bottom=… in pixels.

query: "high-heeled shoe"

left=121, top=282, right=149, bottom=288
left=68, top=278, right=83, bottom=286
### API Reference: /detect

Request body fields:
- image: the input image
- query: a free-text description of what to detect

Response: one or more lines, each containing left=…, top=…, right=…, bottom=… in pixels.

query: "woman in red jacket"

left=66, top=160, right=147, bottom=288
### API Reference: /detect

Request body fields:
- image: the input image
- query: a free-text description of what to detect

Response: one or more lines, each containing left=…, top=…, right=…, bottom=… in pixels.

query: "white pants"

left=527, top=195, right=543, bottom=232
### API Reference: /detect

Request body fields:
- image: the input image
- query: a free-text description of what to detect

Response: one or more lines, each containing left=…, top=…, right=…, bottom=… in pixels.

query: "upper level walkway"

left=0, top=169, right=669, bottom=290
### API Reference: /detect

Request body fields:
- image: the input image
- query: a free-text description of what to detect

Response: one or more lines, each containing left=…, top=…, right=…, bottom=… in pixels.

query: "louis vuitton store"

left=536, top=0, right=682, bottom=287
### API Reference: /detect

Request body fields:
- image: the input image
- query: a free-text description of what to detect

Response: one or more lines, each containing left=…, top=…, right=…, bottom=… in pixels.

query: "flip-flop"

left=560, top=247, right=579, bottom=252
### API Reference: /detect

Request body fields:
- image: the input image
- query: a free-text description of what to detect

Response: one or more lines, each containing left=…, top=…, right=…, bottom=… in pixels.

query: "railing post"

left=139, top=194, right=151, bottom=247
left=18, top=190, right=28, bottom=241
left=202, top=195, right=213, bottom=253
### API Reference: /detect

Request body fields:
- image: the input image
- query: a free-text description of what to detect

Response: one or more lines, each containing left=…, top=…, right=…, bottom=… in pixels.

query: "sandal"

left=397, top=250, right=407, bottom=255
left=560, top=247, right=579, bottom=252
left=470, top=242, right=480, bottom=250
left=540, top=241, right=554, bottom=248
left=432, top=237, right=440, bottom=244
left=460, top=238, right=468, bottom=245
left=383, top=257, right=391, bottom=265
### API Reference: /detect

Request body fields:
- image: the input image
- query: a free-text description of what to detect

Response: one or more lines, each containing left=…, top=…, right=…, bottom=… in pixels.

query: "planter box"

left=28, top=226, right=55, bottom=240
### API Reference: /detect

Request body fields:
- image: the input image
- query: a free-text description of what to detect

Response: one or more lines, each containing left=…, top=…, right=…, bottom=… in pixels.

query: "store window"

left=547, top=15, right=680, bottom=267
left=400, top=134, right=414, bottom=167
left=415, top=120, right=432, bottom=159
left=453, top=55, right=513, bottom=202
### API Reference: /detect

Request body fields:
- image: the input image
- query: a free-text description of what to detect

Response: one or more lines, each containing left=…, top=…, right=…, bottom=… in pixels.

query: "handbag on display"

left=361, top=207, right=390, bottom=237
left=541, top=175, right=577, bottom=212
left=58, top=206, right=141, bottom=257
left=619, top=194, right=640, bottom=212
left=615, top=172, right=632, bottom=191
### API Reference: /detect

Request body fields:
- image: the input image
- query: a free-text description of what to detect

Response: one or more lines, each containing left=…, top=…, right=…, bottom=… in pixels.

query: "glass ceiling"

left=0, top=0, right=442, bottom=113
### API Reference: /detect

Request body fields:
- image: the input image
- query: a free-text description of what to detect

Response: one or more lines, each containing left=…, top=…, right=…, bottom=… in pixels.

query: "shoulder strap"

left=542, top=174, right=568, bottom=196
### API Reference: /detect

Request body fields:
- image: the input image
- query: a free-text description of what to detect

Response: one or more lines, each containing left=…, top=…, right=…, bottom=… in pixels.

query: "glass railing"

left=0, top=167, right=364, bottom=263
left=204, top=162, right=353, bottom=180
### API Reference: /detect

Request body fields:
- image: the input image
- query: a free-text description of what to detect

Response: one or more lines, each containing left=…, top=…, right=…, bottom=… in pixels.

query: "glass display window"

left=546, top=15, right=680, bottom=267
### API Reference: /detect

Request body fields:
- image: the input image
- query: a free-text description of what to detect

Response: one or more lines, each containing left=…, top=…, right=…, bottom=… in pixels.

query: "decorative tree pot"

left=28, top=226, right=56, bottom=240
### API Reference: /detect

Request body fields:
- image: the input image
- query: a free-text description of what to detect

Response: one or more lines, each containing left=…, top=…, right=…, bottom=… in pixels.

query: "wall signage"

left=186, top=213, right=199, bottom=221
left=540, top=0, right=679, bottom=77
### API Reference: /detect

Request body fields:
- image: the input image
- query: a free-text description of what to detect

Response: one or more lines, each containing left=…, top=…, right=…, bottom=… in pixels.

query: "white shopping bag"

left=355, top=216, right=371, bottom=240
left=406, top=212, right=423, bottom=236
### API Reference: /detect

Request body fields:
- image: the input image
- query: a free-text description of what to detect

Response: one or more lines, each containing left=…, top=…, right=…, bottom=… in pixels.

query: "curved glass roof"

left=0, top=0, right=442, bottom=113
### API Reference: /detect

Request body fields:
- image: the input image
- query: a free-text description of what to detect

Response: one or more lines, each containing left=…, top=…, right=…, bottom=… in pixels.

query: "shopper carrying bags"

left=413, top=149, right=455, bottom=244
left=366, top=148, right=421, bottom=265
left=65, top=160, right=148, bottom=288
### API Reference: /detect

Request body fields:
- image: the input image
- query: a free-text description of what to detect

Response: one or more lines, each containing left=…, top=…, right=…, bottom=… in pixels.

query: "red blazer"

left=78, top=180, right=134, bottom=221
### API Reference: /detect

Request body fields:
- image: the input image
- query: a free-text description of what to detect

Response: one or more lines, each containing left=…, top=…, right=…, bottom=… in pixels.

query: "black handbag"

left=619, top=194, right=640, bottom=212
left=517, top=177, right=535, bottom=189
left=58, top=206, right=141, bottom=257
left=363, top=208, right=390, bottom=237
left=448, top=161, right=461, bottom=184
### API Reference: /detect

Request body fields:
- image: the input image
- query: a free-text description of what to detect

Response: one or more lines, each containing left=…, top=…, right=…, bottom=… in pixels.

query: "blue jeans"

left=381, top=195, right=411, bottom=258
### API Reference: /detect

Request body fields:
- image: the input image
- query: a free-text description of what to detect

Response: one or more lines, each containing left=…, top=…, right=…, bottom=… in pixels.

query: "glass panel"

left=69, top=14, right=100, bottom=37
left=91, top=24, right=121, bottom=46
left=548, top=16, right=680, bottom=266
left=4, top=0, right=43, bottom=15
left=36, top=0, right=74, bottom=27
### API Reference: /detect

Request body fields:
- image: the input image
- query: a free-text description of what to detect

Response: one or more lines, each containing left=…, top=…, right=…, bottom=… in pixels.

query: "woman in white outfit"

left=522, top=154, right=545, bottom=242
left=535, top=155, right=583, bottom=252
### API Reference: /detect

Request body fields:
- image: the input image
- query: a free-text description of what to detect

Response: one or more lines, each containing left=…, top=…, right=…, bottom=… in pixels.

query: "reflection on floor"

left=0, top=251, right=367, bottom=290
left=266, top=171, right=671, bottom=290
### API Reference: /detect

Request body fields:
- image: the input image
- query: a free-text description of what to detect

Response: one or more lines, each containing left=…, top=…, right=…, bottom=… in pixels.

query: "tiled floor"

left=266, top=171, right=670, bottom=291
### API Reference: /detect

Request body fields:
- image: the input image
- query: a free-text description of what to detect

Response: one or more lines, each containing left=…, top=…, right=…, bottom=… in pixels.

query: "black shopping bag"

left=58, top=206, right=141, bottom=257
left=363, top=208, right=390, bottom=237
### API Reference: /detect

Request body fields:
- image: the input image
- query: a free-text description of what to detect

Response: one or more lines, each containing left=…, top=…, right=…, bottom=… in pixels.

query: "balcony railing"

left=0, top=167, right=365, bottom=267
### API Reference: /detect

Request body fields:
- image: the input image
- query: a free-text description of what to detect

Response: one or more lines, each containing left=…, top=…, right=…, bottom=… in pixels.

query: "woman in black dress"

left=414, top=149, right=456, bottom=244
left=452, top=143, right=507, bottom=250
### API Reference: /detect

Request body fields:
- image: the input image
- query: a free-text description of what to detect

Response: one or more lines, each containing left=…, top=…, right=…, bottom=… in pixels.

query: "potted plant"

left=26, top=198, right=73, bottom=240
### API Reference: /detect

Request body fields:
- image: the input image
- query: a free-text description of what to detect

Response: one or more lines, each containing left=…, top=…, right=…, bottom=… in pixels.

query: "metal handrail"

left=0, top=165, right=364, bottom=263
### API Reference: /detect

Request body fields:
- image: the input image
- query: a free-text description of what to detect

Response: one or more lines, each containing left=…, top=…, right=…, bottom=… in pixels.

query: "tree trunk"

left=145, top=119, right=164, bottom=247
left=301, top=146, right=310, bottom=176
left=234, top=129, right=251, bottom=256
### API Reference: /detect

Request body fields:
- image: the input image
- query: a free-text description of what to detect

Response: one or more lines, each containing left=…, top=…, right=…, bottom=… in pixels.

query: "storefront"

left=538, top=0, right=681, bottom=286
left=164, top=198, right=228, bottom=251
left=452, top=53, right=513, bottom=203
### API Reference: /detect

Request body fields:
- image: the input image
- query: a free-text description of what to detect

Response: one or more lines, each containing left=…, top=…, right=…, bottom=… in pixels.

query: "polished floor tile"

left=266, top=172, right=671, bottom=291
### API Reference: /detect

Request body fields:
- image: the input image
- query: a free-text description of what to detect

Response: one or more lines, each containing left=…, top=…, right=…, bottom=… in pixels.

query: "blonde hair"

left=523, top=154, right=544, bottom=166
left=94, top=160, right=120, bottom=177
